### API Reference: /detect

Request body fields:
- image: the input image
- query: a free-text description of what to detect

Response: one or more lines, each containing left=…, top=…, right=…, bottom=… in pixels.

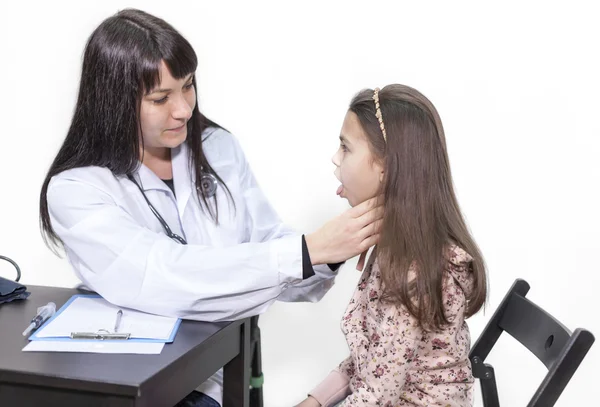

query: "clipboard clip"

left=70, top=329, right=131, bottom=340
left=70, top=309, right=130, bottom=340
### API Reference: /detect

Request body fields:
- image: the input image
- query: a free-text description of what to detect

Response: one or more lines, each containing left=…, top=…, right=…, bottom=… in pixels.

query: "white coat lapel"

left=172, top=142, right=192, bottom=217
left=136, top=164, right=171, bottom=193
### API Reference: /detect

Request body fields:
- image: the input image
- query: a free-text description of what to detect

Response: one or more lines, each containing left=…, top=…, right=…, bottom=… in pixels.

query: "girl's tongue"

left=336, top=185, right=343, bottom=196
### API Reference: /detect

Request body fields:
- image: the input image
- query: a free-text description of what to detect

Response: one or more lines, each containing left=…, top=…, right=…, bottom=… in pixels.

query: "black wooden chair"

left=469, top=279, right=595, bottom=406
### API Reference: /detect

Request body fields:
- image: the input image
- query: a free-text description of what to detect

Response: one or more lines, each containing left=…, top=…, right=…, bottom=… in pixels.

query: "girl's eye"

left=341, top=144, right=348, bottom=152
left=184, top=82, right=194, bottom=90
left=153, top=96, right=168, bottom=105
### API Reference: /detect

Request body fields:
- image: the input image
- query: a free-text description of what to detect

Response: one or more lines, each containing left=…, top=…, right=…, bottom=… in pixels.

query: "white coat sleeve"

left=47, top=134, right=335, bottom=321
left=48, top=176, right=301, bottom=322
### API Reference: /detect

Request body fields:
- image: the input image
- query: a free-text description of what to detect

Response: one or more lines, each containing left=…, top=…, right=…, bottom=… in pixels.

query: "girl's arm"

left=306, top=356, right=354, bottom=407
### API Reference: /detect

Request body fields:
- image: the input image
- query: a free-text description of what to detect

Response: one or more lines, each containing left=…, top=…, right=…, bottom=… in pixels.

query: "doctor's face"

left=139, top=61, right=196, bottom=151
left=332, top=111, right=384, bottom=207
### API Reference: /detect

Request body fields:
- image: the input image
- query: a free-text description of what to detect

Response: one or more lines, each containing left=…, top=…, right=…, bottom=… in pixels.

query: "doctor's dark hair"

left=349, top=84, right=487, bottom=331
left=40, top=8, right=232, bottom=249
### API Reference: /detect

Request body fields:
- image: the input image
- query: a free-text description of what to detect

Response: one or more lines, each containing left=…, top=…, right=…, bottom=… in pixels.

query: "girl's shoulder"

left=443, top=243, right=475, bottom=311
left=445, top=243, right=473, bottom=267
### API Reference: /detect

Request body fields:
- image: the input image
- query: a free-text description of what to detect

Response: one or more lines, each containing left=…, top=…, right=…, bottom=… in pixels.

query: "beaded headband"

left=372, top=87, right=387, bottom=142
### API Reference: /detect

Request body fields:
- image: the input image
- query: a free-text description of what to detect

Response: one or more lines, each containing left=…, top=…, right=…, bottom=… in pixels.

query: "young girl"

left=297, top=85, right=487, bottom=406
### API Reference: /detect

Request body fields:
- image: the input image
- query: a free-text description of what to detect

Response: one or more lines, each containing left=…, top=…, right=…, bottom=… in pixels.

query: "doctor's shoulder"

left=201, top=126, right=247, bottom=166
left=47, top=166, right=123, bottom=202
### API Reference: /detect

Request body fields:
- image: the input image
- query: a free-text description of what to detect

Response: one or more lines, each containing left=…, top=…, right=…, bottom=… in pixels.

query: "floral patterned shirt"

left=310, top=245, right=475, bottom=407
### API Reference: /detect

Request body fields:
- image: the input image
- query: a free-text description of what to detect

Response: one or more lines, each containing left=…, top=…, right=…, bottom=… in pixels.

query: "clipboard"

left=28, top=295, right=181, bottom=343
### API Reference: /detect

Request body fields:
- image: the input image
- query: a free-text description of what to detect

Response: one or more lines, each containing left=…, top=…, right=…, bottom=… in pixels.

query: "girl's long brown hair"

left=350, top=84, right=486, bottom=331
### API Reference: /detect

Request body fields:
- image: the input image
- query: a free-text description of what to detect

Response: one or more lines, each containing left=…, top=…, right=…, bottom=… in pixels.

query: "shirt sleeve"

left=308, top=356, right=353, bottom=407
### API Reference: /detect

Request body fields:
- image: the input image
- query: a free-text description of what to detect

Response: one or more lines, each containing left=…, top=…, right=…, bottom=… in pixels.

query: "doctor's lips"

left=167, top=123, right=187, bottom=132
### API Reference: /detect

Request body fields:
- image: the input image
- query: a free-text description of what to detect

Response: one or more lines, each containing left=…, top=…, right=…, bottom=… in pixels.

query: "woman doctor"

left=38, top=8, right=381, bottom=407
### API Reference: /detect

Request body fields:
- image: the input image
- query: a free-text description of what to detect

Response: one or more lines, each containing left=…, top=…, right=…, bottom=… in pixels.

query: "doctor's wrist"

left=304, top=233, right=325, bottom=265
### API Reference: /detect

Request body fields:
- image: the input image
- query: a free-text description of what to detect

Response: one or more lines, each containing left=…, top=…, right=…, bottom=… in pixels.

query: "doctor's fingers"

left=358, top=218, right=383, bottom=240
left=359, top=233, right=380, bottom=253
left=354, top=205, right=384, bottom=229
left=348, top=195, right=384, bottom=219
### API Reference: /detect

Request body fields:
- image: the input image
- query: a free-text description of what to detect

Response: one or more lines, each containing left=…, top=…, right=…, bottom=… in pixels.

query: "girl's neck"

left=142, top=147, right=172, bottom=180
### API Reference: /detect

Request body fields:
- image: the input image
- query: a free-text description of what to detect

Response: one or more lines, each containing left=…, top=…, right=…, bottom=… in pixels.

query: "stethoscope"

left=127, top=169, right=219, bottom=245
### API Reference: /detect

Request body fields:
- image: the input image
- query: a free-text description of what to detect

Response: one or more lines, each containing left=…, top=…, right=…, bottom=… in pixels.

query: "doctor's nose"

left=172, top=95, right=193, bottom=121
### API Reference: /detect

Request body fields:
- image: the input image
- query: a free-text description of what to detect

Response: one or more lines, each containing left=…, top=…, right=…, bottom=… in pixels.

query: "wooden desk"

left=0, top=285, right=250, bottom=407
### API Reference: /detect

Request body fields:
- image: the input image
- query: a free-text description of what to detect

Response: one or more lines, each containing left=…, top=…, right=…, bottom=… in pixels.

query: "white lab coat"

left=47, top=127, right=337, bottom=404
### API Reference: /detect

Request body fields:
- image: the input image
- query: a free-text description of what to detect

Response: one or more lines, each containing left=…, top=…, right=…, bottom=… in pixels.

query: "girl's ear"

left=377, top=158, right=385, bottom=183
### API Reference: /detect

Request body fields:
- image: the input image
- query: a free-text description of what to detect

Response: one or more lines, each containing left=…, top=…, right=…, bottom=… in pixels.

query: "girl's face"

left=139, top=61, right=196, bottom=153
left=332, top=111, right=384, bottom=207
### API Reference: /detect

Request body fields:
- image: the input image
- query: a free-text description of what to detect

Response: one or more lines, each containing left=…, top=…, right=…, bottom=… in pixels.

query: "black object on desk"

left=0, top=285, right=251, bottom=407
left=0, top=255, right=30, bottom=305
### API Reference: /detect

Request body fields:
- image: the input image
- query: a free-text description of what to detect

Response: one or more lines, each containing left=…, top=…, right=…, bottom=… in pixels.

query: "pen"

left=23, top=302, right=56, bottom=336
left=114, top=309, right=123, bottom=333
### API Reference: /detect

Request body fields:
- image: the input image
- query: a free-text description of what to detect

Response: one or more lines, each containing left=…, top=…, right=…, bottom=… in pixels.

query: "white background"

left=1, top=1, right=598, bottom=406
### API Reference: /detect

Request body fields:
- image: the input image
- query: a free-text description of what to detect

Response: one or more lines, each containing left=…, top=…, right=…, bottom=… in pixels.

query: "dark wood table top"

left=0, top=285, right=244, bottom=405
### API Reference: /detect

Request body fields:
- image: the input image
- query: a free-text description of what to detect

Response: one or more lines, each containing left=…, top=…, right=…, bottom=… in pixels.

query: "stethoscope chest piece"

left=199, top=173, right=218, bottom=198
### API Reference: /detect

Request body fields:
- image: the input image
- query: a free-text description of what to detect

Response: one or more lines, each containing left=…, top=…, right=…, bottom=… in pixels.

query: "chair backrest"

left=469, top=279, right=595, bottom=407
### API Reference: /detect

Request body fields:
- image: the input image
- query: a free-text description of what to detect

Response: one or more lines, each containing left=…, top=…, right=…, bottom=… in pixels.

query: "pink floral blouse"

left=309, top=245, right=476, bottom=407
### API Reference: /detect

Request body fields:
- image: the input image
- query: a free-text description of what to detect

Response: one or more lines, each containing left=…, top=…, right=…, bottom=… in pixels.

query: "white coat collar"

left=134, top=142, right=194, bottom=217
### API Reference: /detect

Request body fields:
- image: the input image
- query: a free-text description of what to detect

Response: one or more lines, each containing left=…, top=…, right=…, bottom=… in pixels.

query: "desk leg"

left=223, top=318, right=250, bottom=407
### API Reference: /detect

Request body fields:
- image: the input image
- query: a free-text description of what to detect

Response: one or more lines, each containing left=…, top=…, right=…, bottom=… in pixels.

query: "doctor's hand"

left=305, top=196, right=383, bottom=266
